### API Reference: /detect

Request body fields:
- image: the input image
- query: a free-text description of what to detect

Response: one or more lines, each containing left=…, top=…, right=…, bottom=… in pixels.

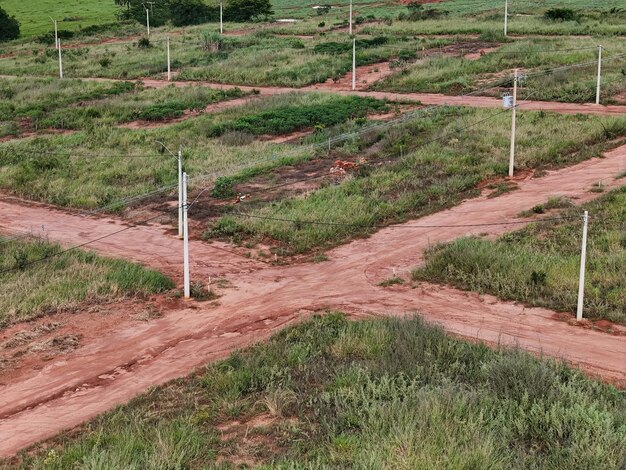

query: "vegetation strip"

left=9, top=314, right=626, bottom=469
left=414, top=187, right=626, bottom=325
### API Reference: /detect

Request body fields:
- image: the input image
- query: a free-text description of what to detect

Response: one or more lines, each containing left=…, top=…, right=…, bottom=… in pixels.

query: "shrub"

left=406, top=3, right=448, bottom=20
left=170, top=0, right=217, bottom=26
left=0, top=7, right=20, bottom=41
left=316, top=5, right=331, bottom=15
left=136, top=36, right=151, bottom=48
left=201, top=31, right=222, bottom=52
left=224, top=0, right=273, bottom=22
left=99, top=57, right=112, bottom=68
left=211, top=176, right=236, bottom=199
left=544, top=8, right=578, bottom=22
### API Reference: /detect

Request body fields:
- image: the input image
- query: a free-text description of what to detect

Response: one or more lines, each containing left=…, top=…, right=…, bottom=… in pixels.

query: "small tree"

left=544, top=8, right=578, bottom=22
left=0, top=7, right=20, bottom=41
left=225, top=0, right=273, bottom=22
left=170, top=0, right=217, bottom=26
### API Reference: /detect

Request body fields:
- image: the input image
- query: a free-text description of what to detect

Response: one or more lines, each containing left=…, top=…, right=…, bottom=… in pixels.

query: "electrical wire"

left=225, top=212, right=580, bottom=229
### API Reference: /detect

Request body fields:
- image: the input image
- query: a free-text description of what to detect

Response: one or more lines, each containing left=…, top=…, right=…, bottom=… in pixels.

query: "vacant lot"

left=0, top=77, right=252, bottom=138
left=8, top=314, right=625, bottom=469
left=0, top=234, right=172, bottom=326
left=414, top=186, right=626, bottom=325
left=209, top=108, right=626, bottom=253
left=375, top=36, right=626, bottom=103
left=0, top=92, right=390, bottom=209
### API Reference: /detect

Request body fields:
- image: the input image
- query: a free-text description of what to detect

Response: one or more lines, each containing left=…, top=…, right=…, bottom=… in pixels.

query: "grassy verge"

left=207, top=108, right=626, bottom=254
left=374, top=37, right=626, bottom=103
left=0, top=235, right=173, bottom=326
left=9, top=313, right=626, bottom=468
left=413, top=187, right=626, bottom=324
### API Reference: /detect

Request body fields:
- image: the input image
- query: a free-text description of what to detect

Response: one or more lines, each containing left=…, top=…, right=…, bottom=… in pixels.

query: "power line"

left=225, top=212, right=580, bottom=229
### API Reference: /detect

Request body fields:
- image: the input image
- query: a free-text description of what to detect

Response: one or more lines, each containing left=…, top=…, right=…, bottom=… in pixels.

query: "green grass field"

left=8, top=313, right=626, bottom=468
left=0, top=234, right=173, bottom=326
left=413, top=187, right=626, bottom=325
left=0, top=0, right=117, bottom=37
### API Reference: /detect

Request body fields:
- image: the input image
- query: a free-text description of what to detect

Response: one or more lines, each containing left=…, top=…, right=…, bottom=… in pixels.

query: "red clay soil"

left=0, top=144, right=625, bottom=457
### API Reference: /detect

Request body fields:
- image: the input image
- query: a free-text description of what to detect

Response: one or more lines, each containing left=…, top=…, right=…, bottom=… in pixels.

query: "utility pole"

left=576, top=211, right=589, bottom=321
left=352, top=38, right=356, bottom=91
left=596, top=45, right=603, bottom=105
left=508, top=69, right=518, bottom=178
left=504, top=0, right=508, bottom=36
left=183, top=172, right=190, bottom=299
left=220, top=2, right=224, bottom=34
left=167, top=37, right=171, bottom=81
left=144, top=5, right=150, bottom=36
left=177, top=147, right=183, bottom=239
left=50, top=17, right=58, bottom=50
left=58, top=40, right=63, bottom=79
left=349, top=0, right=353, bottom=35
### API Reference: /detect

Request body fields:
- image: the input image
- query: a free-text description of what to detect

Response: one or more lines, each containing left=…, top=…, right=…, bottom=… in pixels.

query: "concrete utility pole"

left=504, top=0, right=508, bottom=36
left=177, top=147, right=183, bottom=238
left=220, top=2, right=224, bottom=34
left=145, top=6, right=150, bottom=36
left=576, top=211, right=589, bottom=321
left=508, top=68, right=518, bottom=177
left=596, top=45, right=603, bottom=105
left=349, top=0, right=353, bottom=35
left=167, top=37, right=171, bottom=81
left=183, top=172, right=190, bottom=299
left=58, top=40, right=63, bottom=79
left=50, top=17, right=58, bottom=50
left=352, top=38, right=356, bottom=91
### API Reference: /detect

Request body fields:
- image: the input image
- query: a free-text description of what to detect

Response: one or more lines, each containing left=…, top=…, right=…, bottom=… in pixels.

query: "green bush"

left=0, top=7, right=20, bottom=42
left=170, top=0, right=217, bottom=26
left=544, top=8, right=579, bottom=22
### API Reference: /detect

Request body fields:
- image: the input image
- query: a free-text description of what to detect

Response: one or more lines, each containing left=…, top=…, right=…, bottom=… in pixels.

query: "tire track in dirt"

left=0, top=144, right=625, bottom=457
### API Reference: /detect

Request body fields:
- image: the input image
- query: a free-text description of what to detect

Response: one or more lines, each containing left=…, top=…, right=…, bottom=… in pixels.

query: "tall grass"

left=208, top=108, right=626, bottom=253
left=10, top=314, right=626, bottom=468
left=0, top=235, right=173, bottom=326
left=0, top=77, right=246, bottom=137
left=413, top=187, right=626, bottom=324
left=375, top=36, right=626, bottom=103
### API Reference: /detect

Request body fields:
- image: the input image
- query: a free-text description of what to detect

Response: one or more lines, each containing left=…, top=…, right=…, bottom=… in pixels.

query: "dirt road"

left=4, top=72, right=626, bottom=117
left=0, top=144, right=625, bottom=457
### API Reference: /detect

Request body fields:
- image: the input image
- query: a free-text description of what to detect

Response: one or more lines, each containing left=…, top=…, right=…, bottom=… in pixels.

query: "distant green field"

left=0, top=0, right=117, bottom=36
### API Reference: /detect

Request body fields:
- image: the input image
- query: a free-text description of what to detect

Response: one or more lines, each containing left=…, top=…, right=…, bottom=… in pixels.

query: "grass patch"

left=413, top=187, right=626, bottom=324
left=207, top=108, right=626, bottom=253
left=375, top=37, right=626, bottom=104
left=0, top=235, right=173, bottom=326
left=0, top=92, right=381, bottom=209
left=206, top=95, right=388, bottom=137
left=9, top=313, right=626, bottom=468
left=378, top=276, right=405, bottom=287
left=0, top=77, right=247, bottom=135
